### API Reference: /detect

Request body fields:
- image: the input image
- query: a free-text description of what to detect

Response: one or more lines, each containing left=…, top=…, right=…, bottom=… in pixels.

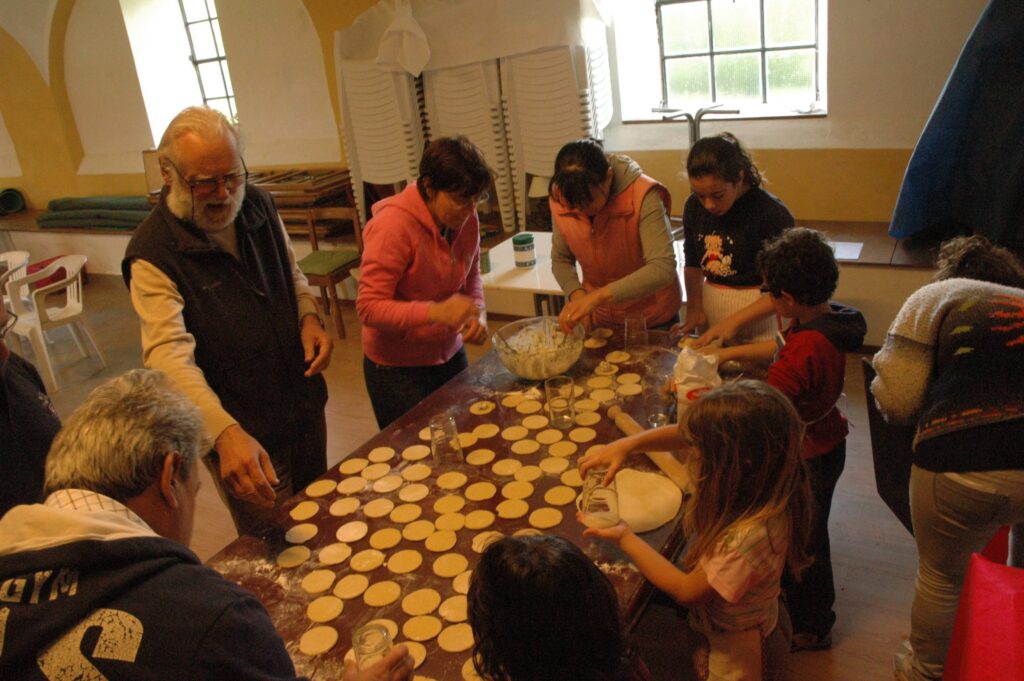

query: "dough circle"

left=617, top=372, right=642, bottom=384
left=438, top=623, right=474, bottom=653
left=336, top=477, right=367, bottom=495
left=305, top=479, right=336, bottom=498
left=373, top=475, right=404, bottom=494
left=458, top=432, right=479, bottom=449
left=574, top=398, right=599, bottom=412
left=452, top=570, right=473, bottom=595
left=501, top=480, right=534, bottom=500
left=574, top=411, right=601, bottom=427
left=515, top=399, right=542, bottom=415
left=299, top=625, right=338, bottom=656
left=399, top=483, right=430, bottom=503
left=318, top=542, right=353, bottom=566
left=589, top=388, right=616, bottom=403
left=544, top=485, right=578, bottom=506
left=402, top=519, right=436, bottom=542
left=569, top=427, right=597, bottom=443
left=586, top=376, right=613, bottom=389
left=465, top=448, right=496, bottom=466
left=471, top=529, right=502, bottom=552
left=336, top=520, right=369, bottom=543
left=439, top=594, right=469, bottom=622
left=329, top=497, right=361, bottom=517
left=363, top=580, right=401, bottom=607
left=469, top=400, right=496, bottom=415
left=306, top=595, right=343, bottom=623
left=513, top=528, right=544, bottom=538
left=406, top=640, right=427, bottom=669
left=464, top=481, right=497, bottom=501
left=338, top=457, right=369, bottom=475
left=333, top=573, right=369, bottom=599
left=402, top=444, right=431, bottom=461
left=529, top=507, right=564, bottom=529
left=583, top=337, right=608, bottom=349
left=435, top=512, right=466, bottom=531
left=350, top=549, right=386, bottom=572
left=560, top=469, right=584, bottom=487
left=363, top=497, right=395, bottom=518
left=276, top=545, right=311, bottom=568
left=434, top=494, right=466, bottom=514
left=496, top=498, right=529, bottom=519
left=432, top=553, right=470, bottom=578
left=501, top=425, right=529, bottom=441
left=402, top=463, right=432, bottom=482
left=491, top=458, right=522, bottom=476
left=548, top=440, right=579, bottom=457
left=593, top=361, right=619, bottom=376
left=500, top=392, right=525, bottom=408
left=539, top=456, right=570, bottom=474
left=472, top=423, right=500, bottom=439
left=521, top=414, right=550, bottom=430
left=535, top=429, right=563, bottom=445
left=510, top=439, right=540, bottom=455
left=390, top=503, right=422, bottom=524
left=289, top=500, right=319, bottom=521
left=368, top=618, right=399, bottom=640
left=387, top=549, right=424, bottom=574
left=437, top=471, right=468, bottom=490
left=301, top=569, right=336, bottom=594
left=368, top=446, right=396, bottom=463
left=463, top=657, right=486, bottom=681
left=591, top=327, right=614, bottom=339
left=464, top=509, right=496, bottom=530
left=605, top=350, right=631, bottom=363
left=285, top=523, right=318, bottom=544
left=360, top=462, right=392, bottom=480
left=425, top=529, right=458, bottom=552
left=617, top=383, right=642, bottom=396
left=369, top=527, right=403, bottom=550
left=418, top=426, right=431, bottom=441
left=512, top=465, right=542, bottom=482
left=402, top=588, right=442, bottom=616
left=403, top=615, right=443, bottom=642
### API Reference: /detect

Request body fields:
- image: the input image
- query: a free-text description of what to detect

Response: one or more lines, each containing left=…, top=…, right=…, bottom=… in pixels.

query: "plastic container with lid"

left=512, top=233, right=535, bottom=268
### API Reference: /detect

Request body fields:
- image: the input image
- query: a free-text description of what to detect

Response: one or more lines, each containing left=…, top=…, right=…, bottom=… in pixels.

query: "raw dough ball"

left=329, top=497, right=361, bottom=517
left=306, top=595, right=343, bottom=622
left=286, top=523, right=318, bottom=544
left=373, top=475, right=404, bottom=494
left=350, top=549, right=386, bottom=572
left=305, top=479, right=336, bottom=498
left=399, top=484, right=430, bottom=503
left=338, top=457, right=369, bottom=475
left=586, top=376, right=613, bottom=389
left=390, top=503, right=422, bottom=524
left=491, top=458, right=522, bottom=476
left=465, top=510, right=496, bottom=530
left=402, top=588, right=442, bottom=616
left=471, top=529, right=503, bottom=552
left=457, top=432, right=478, bottom=449
left=402, top=519, right=436, bottom=542
left=575, top=398, right=599, bottom=412
left=363, top=580, right=401, bottom=607
left=543, top=485, right=577, bottom=506
left=510, top=439, right=540, bottom=455
left=469, top=400, right=496, bottom=415
left=402, top=463, right=432, bottom=482
left=439, top=594, right=469, bottom=622
left=539, top=457, right=569, bottom=474
left=369, top=527, right=403, bottom=550
left=616, top=467, right=684, bottom=533
left=465, top=448, right=496, bottom=466
left=496, top=499, right=529, bottom=519
left=368, top=446, right=396, bottom=463
left=528, top=507, right=564, bottom=529
left=501, top=480, right=534, bottom=500
left=361, top=462, right=392, bottom=480
left=319, top=543, right=353, bottom=566
left=574, top=411, right=601, bottom=427
left=515, top=399, right=542, bottom=415
left=387, top=549, right=424, bottom=574
left=333, top=573, right=369, bottom=599
left=535, top=429, right=563, bottom=445
left=520, top=414, right=550, bottom=430
left=560, top=469, right=584, bottom=487
left=299, top=625, right=338, bottom=656
left=512, top=465, right=542, bottom=482
left=437, top=471, right=468, bottom=490
left=605, top=350, right=631, bottom=363
left=583, top=337, right=608, bottom=349
left=289, top=500, right=319, bottom=521
left=548, top=440, right=579, bottom=457
left=336, top=520, right=369, bottom=543
left=464, top=481, right=497, bottom=501
left=337, top=477, right=367, bottom=495
left=363, top=498, right=395, bottom=518
left=452, top=570, right=473, bottom=595
left=569, top=427, right=597, bottom=443
left=501, top=425, right=529, bottom=441
left=276, top=545, right=311, bottom=568
left=425, top=530, right=458, bottom=552
left=432, top=553, right=470, bottom=578
left=438, top=623, right=474, bottom=653
left=617, top=372, right=641, bottom=384
left=301, top=569, right=336, bottom=594
left=435, top=512, right=466, bottom=532
left=433, top=494, right=466, bottom=514
left=472, top=423, right=500, bottom=439
left=402, top=444, right=431, bottom=461
left=403, top=615, right=443, bottom=642
left=617, top=383, right=642, bottom=396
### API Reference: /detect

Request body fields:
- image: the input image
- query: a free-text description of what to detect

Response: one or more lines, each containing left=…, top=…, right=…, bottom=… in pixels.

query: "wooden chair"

left=296, top=206, right=362, bottom=339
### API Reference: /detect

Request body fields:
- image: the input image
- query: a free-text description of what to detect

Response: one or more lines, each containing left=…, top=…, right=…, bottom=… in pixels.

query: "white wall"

left=67, top=0, right=153, bottom=174
left=0, top=1, right=55, bottom=85
left=603, top=0, right=988, bottom=152
left=0, top=113, right=22, bottom=177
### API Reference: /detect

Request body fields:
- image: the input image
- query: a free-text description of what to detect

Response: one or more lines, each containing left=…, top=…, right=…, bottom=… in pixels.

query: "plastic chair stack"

left=5, top=254, right=106, bottom=391
left=421, top=60, right=516, bottom=233
left=0, top=250, right=30, bottom=309
left=337, top=62, right=425, bottom=226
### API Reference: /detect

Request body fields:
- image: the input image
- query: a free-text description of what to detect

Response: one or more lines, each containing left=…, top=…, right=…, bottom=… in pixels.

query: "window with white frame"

left=612, top=0, right=827, bottom=121
left=177, top=0, right=237, bottom=120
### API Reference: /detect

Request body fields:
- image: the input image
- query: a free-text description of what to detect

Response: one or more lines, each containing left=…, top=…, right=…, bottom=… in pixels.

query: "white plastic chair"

left=5, top=254, right=106, bottom=391
left=0, top=250, right=30, bottom=309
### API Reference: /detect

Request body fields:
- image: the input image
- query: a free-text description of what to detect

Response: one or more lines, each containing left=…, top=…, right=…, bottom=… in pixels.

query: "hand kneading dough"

left=615, top=468, right=683, bottom=533
left=299, top=625, right=338, bottom=655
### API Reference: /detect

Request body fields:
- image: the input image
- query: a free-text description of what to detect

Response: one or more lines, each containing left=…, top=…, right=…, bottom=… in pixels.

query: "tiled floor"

left=32, top=274, right=919, bottom=681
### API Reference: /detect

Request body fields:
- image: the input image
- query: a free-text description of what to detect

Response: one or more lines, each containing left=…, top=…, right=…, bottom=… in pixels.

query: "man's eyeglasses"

left=1, top=310, right=17, bottom=341
left=166, top=157, right=248, bottom=195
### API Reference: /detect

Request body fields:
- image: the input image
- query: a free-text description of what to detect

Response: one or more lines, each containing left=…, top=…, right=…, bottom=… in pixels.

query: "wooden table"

left=207, top=333, right=686, bottom=680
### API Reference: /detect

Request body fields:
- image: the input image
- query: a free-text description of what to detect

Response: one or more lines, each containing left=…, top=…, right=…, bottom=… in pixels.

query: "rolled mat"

left=47, top=196, right=152, bottom=212
left=0, top=188, right=25, bottom=215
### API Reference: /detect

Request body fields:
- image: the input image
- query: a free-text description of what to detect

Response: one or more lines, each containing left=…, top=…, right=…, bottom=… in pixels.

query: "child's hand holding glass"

left=578, top=441, right=631, bottom=487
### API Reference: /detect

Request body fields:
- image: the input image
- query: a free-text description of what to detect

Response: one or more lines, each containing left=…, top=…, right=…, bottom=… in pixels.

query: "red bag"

left=26, top=256, right=68, bottom=289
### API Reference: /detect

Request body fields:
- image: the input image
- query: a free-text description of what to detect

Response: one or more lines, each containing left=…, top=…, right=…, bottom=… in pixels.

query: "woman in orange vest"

left=549, top=139, right=682, bottom=334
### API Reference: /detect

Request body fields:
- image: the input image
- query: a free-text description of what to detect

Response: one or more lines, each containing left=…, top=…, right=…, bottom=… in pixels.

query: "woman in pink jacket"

left=357, top=136, right=492, bottom=429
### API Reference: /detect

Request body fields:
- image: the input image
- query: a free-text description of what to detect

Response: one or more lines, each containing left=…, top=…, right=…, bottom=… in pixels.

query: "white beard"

left=166, top=178, right=245, bottom=234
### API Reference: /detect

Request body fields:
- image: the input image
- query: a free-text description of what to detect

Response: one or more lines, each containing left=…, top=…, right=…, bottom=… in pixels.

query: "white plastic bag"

left=672, top=347, right=721, bottom=416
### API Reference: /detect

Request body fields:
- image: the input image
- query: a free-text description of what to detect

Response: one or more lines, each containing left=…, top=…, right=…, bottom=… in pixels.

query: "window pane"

left=211, top=19, right=226, bottom=56
left=221, top=60, right=234, bottom=97
left=661, top=2, right=709, bottom=55
left=710, top=0, right=760, bottom=50
left=189, top=22, right=217, bottom=61
left=199, top=60, right=227, bottom=98
left=764, top=0, right=815, bottom=47
left=203, top=0, right=219, bottom=20
left=766, top=48, right=815, bottom=103
left=180, top=0, right=210, bottom=23
left=714, top=52, right=761, bottom=103
left=207, top=97, right=233, bottom=120
left=666, top=56, right=710, bottom=105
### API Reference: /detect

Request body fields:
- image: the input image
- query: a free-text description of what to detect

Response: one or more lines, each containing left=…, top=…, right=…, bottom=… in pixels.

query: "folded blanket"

left=47, top=196, right=152, bottom=212
left=37, top=209, right=151, bottom=227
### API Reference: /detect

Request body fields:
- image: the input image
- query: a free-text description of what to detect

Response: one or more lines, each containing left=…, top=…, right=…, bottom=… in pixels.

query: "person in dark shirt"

left=0, top=299, right=61, bottom=516
left=681, top=133, right=794, bottom=343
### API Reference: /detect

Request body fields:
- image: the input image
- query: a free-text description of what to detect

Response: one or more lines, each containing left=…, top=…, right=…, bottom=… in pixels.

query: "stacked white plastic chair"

left=337, top=61, right=425, bottom=226
left=422, top=61, right=517, bottom=232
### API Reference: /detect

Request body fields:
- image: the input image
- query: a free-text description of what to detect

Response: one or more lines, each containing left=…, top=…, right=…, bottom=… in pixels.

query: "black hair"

left=686, top=132, right=762, bottom=188
left=934, top=234, right=1024, bottom=288
left=758, top=227, right=838, bottom=305
left=467, top=535, right=629, bottom=681
left=549, top=138, right=611, bottom=209
left=417, top=135, right=493, bottom=202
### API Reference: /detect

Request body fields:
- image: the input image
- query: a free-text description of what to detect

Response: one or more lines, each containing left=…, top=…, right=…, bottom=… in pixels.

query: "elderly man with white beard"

left=122, top=107, right=333, bottom=535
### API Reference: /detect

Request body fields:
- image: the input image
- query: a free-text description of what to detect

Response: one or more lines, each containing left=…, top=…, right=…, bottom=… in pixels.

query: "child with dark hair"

left=682, top=133, right=795, bottom=343
left=706, top=227, right=867, bottom=651
left=467, top=535, right=649, bottom=681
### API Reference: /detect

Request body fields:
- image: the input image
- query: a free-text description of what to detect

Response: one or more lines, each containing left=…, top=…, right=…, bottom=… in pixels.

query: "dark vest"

left=123, top=187, right=327, bottom=451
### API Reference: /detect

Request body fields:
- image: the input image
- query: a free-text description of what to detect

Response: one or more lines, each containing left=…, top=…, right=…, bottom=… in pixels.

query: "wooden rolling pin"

left=607, top=405, right=691, bottom=492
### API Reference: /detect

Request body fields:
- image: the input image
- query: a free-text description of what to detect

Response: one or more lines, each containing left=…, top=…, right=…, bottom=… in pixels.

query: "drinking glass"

left=430, top=411, right=463, bottom=466
left=623, top=312, right=648, bottom=349
left=643, top=373, right=673, bottom=429
left=352, top=622, right=393, bottom=670
left=577, top=467, right=620, bottom=528
left=544, top=375, right=576, bottom=430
